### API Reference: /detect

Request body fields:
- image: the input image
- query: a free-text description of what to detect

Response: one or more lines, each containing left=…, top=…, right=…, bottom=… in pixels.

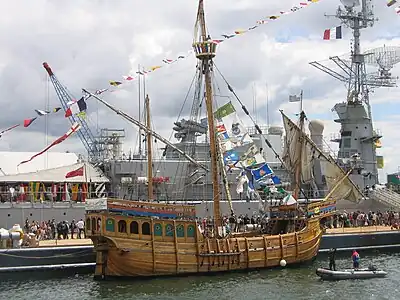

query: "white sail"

left=281, top=111, right=363, bottom=203
left=282, top=114, right=314, bottom=184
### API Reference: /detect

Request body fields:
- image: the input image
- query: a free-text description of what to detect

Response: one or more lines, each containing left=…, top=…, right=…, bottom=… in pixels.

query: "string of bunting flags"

left=104, top=0, right=322, bottom=90
left=1, top=1, right=322, bottom=142
left=0, top=107, right=62, bottom=139
left=387, top=0, right=400, bottom=13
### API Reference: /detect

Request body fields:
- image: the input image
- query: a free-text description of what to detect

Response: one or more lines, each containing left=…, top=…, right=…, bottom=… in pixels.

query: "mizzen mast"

left=293, top=110, right=305, bottom=200
left=145, top=94, right=153, bottom=201
left=192, top=0, right=221, bottom=229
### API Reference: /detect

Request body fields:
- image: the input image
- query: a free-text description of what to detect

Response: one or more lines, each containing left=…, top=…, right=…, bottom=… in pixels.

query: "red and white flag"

left=65, top=166, right=84, bottom=178
left=18, top=122, right=81, bottom=165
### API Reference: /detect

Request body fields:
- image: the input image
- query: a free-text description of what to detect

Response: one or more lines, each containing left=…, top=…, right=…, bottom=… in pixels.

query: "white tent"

left=0, top=162, right=109, bottom=183
left=0, top=151, right=79, bottom=175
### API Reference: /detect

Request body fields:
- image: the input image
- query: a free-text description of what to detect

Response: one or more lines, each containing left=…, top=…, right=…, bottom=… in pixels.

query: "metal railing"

left=370, top=188, right=400, bottom=209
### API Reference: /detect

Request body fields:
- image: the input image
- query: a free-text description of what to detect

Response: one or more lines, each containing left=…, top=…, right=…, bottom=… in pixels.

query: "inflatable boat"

left=316, top=267, right=387, bottom=280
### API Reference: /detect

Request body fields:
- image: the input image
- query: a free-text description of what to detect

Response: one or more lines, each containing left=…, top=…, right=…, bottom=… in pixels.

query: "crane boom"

left=43, top=62, right=100, bottom=163
left=82, top=88, right=209, bottom=172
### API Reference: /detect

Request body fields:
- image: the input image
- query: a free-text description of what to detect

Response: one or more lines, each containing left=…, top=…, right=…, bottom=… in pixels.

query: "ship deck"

left=36, top=226, right=400, bottom=247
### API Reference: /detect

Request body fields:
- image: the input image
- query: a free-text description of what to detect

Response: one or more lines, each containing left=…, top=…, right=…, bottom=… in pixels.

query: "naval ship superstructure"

left=103, top=122, right=288, bottom=202
left=310, top=0, right=400, bottom=209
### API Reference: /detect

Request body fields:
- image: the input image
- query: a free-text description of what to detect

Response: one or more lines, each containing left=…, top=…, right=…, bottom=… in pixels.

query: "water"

left=0, top=253, right=399, bottom=300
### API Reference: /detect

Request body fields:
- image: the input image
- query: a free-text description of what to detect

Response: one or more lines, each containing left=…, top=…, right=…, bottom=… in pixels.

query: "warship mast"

left=309, top=0, right=380, bottom=189
left=192, top=0, right=222, bottom=231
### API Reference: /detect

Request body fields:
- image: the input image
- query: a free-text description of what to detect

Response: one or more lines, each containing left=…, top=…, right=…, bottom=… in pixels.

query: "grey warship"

left=1, top=0, right=400, bottom=228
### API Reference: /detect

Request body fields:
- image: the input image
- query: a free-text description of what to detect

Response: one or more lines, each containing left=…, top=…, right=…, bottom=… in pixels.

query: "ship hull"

left=88, top=215, right=322, bottom=279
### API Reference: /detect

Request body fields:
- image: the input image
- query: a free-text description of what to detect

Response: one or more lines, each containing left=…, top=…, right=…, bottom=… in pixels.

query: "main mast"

left=193, top=0, right=221, bottom=229
left=145, top=94, right=153, bottom=201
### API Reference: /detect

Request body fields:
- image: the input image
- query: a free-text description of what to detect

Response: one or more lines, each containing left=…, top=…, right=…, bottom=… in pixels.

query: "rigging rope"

left=213, top=63, right=310, bottom=202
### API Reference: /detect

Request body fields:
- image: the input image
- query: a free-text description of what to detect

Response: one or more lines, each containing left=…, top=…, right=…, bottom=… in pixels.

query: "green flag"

left=214, top=102, right=236, bottom=119
left=278, top=187, right=286, bottom=194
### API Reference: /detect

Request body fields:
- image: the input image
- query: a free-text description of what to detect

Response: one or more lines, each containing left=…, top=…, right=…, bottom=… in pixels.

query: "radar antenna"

left=364, top=45, right=400, bottom=87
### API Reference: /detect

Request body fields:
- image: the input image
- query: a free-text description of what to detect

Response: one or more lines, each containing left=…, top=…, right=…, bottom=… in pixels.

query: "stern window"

left=130, top=221, right=139, bottom=234
left=142, top=222, right=151, bottom=235
left=118, top=220, right=127, bottom=233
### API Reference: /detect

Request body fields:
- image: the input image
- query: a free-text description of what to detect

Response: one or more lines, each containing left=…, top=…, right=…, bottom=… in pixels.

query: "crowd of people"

left=23, top=218, right=86, bottom=241
left=330, top=210, right=400, bottom=229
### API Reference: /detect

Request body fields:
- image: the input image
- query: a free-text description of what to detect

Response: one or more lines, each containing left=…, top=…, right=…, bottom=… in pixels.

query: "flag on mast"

left=289, top=95, right=301, bottom=102
left=323, top=26, right=342, bottom=40
left=65, top=166, right=84, bottom=178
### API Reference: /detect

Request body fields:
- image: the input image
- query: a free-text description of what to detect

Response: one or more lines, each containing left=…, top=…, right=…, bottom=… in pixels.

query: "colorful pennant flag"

left=388, top=0, right=397, bottom=7
left=0, top=124, right=20, bottom=137
left=35, top=109, right=50, bottom=116
left=18, top=122, right=81, bottom=166
left=65, top=97, right=87, bottom=118
left=23, top=117, right=37, bottom=128
left=95, top=88, right=108, bottom=95
left=109, top=81, right=122, bottom=86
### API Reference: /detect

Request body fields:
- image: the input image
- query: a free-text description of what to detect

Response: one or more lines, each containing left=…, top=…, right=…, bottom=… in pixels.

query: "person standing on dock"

left=328, top=248, right=336, bottom=271
left=352, top=250, right=360, bottom=269
left=76, top=219, right=85, bottom=239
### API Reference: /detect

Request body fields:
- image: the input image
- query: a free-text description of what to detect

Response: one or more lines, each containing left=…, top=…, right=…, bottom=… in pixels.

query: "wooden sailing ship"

left=85, top=0, right=362, bottom=279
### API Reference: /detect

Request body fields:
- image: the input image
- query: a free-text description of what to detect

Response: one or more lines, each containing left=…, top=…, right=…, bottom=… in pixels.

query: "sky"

left=0, top=0, right=400, bottom=182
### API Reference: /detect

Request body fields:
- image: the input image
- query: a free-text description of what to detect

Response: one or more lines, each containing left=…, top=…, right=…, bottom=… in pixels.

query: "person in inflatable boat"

left=352, top=249, right=360, bottom=269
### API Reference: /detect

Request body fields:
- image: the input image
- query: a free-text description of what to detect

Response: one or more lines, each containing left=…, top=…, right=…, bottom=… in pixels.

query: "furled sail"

left=281, top=111, right=364, bottom=203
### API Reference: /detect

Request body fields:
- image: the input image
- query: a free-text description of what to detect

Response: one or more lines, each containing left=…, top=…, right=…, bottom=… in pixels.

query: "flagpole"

left=300, top=90, right=303, bottom=113
left=84, top=161, right=88, bottom=199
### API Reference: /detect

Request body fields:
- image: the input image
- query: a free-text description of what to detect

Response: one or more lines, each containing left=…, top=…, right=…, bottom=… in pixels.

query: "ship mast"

left=293, top=110, right=305, bottom=200
left=145, top=94, right=153, bottom=201
left=193, top=0, right=221, bottom=230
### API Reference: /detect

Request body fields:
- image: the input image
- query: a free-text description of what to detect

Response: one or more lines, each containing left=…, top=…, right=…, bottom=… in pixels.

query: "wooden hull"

left=89, top=216, right=322, bottom=279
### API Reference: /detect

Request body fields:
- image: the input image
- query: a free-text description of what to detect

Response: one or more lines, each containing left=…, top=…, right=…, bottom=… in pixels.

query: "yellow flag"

left=377, top=156, right=384, bottom=169
left=76, top=111, right=86, bottom=118
left=374, top=139, right=382, bottom=148
left=151, top=66, right=161, bottom=71
left=234, top=30, right=247, bottom=34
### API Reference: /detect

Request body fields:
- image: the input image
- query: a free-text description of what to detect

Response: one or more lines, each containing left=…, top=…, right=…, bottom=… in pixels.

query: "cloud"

left=0, top=0, right=400, bottom=182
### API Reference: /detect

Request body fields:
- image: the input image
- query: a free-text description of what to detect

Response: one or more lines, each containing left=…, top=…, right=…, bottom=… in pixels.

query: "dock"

left=39, top=238, right=93, bottom=247
left=325, top=225, right=399, bottom=235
